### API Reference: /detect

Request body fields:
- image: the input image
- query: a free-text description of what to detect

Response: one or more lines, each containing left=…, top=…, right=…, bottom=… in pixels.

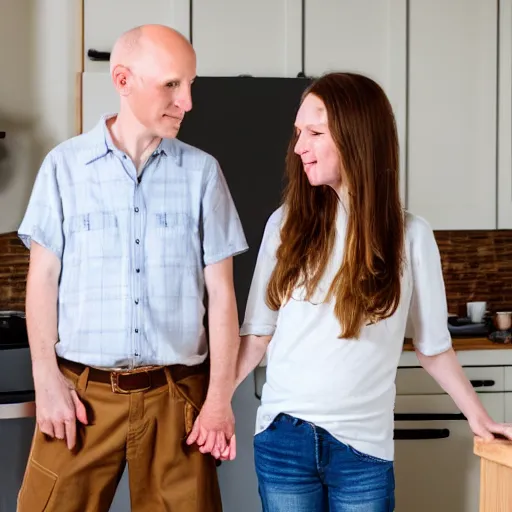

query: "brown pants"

left=17, top=359, right=223, bottom=512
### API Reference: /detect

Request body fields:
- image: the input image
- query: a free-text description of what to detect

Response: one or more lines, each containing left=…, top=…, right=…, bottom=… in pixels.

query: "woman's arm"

left=407, top=215, right=512, bottom=440
left=235, top=334, right=271, bottom=387
left=417, top=348, right=512, bottom=440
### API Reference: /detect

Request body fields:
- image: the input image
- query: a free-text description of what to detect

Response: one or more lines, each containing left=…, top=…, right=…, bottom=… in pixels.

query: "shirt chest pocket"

left=147, top=212, right=194, bottom=263
left=67, top=211, right=120, bottom=259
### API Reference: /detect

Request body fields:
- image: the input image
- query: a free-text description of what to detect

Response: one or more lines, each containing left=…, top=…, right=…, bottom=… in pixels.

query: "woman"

left=235, top=72, right=512, bottom=512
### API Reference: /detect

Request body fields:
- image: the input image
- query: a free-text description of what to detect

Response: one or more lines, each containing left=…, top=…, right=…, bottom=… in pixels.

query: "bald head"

left=109, top=24, right=196, bottom=140
left=110, top=24, right=194, bottom=76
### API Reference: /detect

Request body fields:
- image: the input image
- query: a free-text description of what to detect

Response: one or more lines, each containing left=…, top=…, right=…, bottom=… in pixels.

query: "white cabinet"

left=304, top=0, right=407, bottom=202
left=81, top=73, right=118, bottom=132
left=407, top=0, right=498, bottom=230
left=497, top=0, right=512, bottom=229
left=83, top=0, right=191, bottom=72
left=394, top=392, right=504, bottom=512
left=191, top=0, right=301, bottom=77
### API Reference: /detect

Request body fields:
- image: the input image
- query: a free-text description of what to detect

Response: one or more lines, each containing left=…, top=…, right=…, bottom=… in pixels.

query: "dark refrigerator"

left=178, top=76, right=311, bottom=512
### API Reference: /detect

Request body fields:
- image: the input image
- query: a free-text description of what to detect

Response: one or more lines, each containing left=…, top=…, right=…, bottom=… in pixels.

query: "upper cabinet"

left=498, top=0, right=512, bottom=229
left=191, top=0, right=301, bottom=77
left=304, top=0, right=407, bottom=204
left=82, top=2, right=511, bottom=231
left=406, top=0, right=498, bottom=230
left=84, top=0, right=190, bottom=72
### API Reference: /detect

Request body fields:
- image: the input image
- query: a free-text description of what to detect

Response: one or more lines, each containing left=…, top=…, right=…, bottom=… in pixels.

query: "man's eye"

left=166, top=82, right=179, bottom=88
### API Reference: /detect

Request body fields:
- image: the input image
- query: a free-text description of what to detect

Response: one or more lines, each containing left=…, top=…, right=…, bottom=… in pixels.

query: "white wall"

left=0, top=0, right=79, bottom=234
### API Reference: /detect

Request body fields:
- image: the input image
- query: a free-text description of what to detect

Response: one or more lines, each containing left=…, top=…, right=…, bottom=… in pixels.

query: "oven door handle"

left=394, top=412, right=466, bottom=421
left=0, top=390, right=35, bottom=420
left=394, top=428, right=450, bottom=440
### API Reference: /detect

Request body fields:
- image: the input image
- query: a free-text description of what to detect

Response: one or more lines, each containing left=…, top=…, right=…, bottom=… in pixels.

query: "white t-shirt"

left=240, top=204, right=452, bottom=461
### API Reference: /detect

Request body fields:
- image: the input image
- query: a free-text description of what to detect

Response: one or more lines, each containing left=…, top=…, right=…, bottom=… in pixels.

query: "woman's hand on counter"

left=468, top=415, right=512, bottom=441
left=416, top=347, right=512, bottom=441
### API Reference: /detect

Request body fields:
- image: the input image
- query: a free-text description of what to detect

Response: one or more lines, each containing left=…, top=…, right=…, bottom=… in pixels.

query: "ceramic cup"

left=467, top=301, right=487, bottom=323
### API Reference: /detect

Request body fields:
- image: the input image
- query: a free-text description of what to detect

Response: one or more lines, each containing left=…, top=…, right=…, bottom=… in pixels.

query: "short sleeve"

left=406, top=216, right=452, bottom=356
left=202, top=158, right=248, bottom=266
left=239, top=208, right=283, bottom=337
left=18, top=153, right=64, bottom=259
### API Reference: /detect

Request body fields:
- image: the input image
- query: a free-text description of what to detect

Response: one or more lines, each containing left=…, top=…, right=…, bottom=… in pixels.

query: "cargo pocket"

left=17, top=459, right=57, bottom=511
left=174, top=371, right=208, bottom=437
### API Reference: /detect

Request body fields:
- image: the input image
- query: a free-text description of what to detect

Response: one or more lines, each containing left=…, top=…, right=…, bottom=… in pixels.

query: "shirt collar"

left=81, top=113, right=179, bottom=165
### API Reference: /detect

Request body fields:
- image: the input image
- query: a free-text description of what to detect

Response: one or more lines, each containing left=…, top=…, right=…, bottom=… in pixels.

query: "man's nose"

left=175, top=86, right=193, bottom=112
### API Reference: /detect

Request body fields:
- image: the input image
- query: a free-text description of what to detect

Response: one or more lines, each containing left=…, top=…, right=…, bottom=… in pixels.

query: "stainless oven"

left=0, top=311, right=35, bottom=512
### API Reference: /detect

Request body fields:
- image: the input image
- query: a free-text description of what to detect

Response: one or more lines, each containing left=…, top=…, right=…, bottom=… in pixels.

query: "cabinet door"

left=394, top=393, right=505, bottom=512
left=407, top=0, right=498, bottom=230
left=84, top=0, right=190, bottom=72
left=192, top=0, right=301, bottom=77
left=304, top=0, right=407, bottom=202
left=498, top=0, right=512, bottom=228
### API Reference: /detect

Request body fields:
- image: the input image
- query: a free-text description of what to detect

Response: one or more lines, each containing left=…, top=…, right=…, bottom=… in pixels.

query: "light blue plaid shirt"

left=18, top=115, right=248, bottom=368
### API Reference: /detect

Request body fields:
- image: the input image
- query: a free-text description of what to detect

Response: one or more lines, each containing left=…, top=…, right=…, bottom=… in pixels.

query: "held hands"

left=186, top=398, right=237, bottom=461
left=33, top=363, right=88, bottom=450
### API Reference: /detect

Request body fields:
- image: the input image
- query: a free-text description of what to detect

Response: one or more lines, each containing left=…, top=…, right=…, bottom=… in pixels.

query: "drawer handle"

left=394, top=413, right=466, bottom=421
left=87, top=49, right=111, bottom=61
left=394, top=428, right=450, bottom=440
left=470, top=379, right=495, bottom=388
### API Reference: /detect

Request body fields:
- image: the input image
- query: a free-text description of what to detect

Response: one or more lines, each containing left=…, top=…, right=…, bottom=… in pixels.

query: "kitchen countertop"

left=403, top=336, right=512, bottom=351
left=400, top=336, right=512, bottom=367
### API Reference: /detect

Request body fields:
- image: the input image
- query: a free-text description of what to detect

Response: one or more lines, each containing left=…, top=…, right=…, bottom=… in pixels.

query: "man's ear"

left=112, top=65, right=132, bottom=96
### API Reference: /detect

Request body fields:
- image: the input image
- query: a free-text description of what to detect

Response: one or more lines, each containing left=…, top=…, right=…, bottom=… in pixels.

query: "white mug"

left=467, top=301, right=487, bottom=323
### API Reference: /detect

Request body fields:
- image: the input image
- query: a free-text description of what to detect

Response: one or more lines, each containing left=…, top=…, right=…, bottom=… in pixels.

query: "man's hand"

left=186, top=399, right=237, bottom=461
left=33, top=363, right=88, bottom=450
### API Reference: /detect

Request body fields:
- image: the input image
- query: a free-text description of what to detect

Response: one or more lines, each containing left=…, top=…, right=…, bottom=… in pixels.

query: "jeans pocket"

left=347, top=445, right=392, bottom=464
left=17, top=459, right=57, bottom=512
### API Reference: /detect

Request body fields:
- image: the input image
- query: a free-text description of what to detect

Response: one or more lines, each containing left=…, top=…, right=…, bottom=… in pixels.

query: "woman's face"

left=293, top=93, right=342, bottom=193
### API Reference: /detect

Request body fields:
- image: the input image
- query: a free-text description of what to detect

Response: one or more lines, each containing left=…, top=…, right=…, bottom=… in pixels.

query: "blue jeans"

left=254, top=413, right=395, bottom=512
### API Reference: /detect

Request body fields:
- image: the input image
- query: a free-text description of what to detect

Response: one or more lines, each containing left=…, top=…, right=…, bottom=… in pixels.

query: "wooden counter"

left=474, top=438, right=512, bottom=511
left=403, top=337, right=512, bottom=351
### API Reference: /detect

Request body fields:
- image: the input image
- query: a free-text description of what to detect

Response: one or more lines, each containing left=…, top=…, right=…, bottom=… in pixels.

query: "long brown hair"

left=266, top=72, right=405, bottom=339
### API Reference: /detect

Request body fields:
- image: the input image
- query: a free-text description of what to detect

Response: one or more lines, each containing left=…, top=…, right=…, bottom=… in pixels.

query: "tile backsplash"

left=1, top=229, right=512, bottom=315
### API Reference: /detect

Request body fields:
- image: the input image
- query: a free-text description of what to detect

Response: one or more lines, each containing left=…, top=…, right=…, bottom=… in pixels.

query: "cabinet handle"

left=394, top=413, right=466, bottom=421
left=0, top=131, right=5, bottom=139
left=470, top=379, right=495, bottom=388
left=87, top=49, right=111, bottom=61
left=394, top=428, right=450, bottom=440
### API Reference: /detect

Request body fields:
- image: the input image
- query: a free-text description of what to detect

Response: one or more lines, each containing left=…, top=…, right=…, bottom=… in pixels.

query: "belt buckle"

left=110, top=370, right=152, bottom=394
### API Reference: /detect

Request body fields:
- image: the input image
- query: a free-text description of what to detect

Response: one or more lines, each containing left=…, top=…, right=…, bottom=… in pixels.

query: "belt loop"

left=163, top=366, right=174, bottom=389
left=76, top=366, right=90, bottom=392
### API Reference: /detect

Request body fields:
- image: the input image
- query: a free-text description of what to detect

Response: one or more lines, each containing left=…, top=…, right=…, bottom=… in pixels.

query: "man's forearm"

left=417, top=348, right=491, bottom=423
left=206, top=288, right=240, bottom=404
left=235, top=335, right=271, bottom=387
left=25, top=247, right=61, bottom=371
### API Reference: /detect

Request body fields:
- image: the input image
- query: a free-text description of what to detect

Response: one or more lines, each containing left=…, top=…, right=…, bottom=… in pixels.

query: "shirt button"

left=135, top=328, right=139, bottom=333
left=135, top=239, right=140, bottom=244
left=136, top=268, right=140, bottom=273
left=134, top=207, right=139, bottom=213
left=135, top=299, right=139, bottom=305
left=134, top=352, right=139, bottom=357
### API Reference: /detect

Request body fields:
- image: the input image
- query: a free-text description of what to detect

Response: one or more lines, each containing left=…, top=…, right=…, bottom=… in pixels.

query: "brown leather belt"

left=58, top=357, right=207, bottom=394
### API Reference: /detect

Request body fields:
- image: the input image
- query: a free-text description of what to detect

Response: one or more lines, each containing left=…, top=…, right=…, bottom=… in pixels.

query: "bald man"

left=16, top=24, right=247, bottom=511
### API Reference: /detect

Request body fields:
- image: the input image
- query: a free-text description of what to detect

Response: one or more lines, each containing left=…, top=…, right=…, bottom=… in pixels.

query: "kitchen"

left=1, top=0, right=512, bottom=511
